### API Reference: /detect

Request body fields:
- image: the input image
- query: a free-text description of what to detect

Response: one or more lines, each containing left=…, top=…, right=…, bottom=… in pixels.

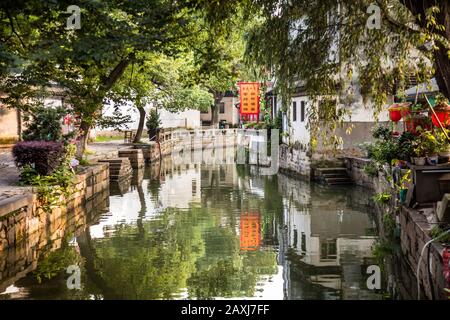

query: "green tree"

left=0, top=0, right=216, bottom=158
left=200, top=0, right=450, bottom=146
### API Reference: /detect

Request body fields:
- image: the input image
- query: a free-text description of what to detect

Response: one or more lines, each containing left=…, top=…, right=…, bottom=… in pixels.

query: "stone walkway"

left=0, top=150, right=21, bottom=193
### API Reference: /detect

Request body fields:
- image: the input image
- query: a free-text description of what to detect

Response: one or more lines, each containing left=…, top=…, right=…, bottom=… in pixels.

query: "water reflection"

left=0, top=158, right=381, bottom=300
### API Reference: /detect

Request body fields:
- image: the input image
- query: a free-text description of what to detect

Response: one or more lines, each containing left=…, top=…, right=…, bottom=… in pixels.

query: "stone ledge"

left=0, top=194, right=33, bottom=219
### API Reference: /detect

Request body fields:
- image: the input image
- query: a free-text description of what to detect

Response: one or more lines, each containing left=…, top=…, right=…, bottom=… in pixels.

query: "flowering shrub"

left=12, top=140, right=65, bottom=175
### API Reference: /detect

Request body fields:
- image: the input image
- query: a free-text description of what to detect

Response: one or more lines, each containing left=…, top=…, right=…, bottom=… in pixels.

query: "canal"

left=0, top=159, right=382, bottom=300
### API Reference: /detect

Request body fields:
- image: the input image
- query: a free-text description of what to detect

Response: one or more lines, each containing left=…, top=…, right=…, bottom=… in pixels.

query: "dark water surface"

left=0, top=160, right=381, bottom=300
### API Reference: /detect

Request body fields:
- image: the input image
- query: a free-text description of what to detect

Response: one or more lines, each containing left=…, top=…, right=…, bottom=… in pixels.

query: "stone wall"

left=279, top=144, right=311, bottom=179
left=0, top=163, right=109, bottom=253
left=345, top=156, right=449, bottom=300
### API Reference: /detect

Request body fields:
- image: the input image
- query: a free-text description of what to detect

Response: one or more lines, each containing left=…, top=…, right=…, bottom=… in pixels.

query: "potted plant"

left=435, top=129, right=450, bottom=162
left=146, top=109, right=161, bottom=141
left=412, top=130, right=439, bottom=165
left=432, top=94, right=450, bottom=128
left=398, top=169, right=411, bottom=203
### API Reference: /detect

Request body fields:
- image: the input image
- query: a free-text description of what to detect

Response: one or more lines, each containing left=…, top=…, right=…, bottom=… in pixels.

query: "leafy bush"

left=372, top=125, right=391, bottom=141
left=13, top=140, right=65, bottom=175
left=17, top=143, right=76, bottom=212
left=370, top=139, right=400, bottom=163
left=397, top=132, right=416, bottom=160
left=146, top=109, right=161, bottom=140
left=22, top=105, right=66, bottom=141
left=372, top=192, right=392, bottom=205
left=363, top=162, right=379, bottom=177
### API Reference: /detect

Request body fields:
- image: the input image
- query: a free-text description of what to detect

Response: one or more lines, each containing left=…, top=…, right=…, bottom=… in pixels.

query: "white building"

left=200, top=93, right=240, bottom=127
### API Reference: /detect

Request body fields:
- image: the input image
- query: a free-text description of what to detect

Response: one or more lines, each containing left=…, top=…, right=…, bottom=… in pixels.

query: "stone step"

left=326, top=181, right=354, bottom=185
left=321, top=173, right=349, bottom=178
left=315, top=167, right=347, bottom=175
left=324, top=177, right=353, bottom=183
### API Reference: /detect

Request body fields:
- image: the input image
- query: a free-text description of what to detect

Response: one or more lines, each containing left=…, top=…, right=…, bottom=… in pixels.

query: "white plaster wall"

left=100, top=100, right=201, bottom=130
left=288, top=96, right=311, bottom=146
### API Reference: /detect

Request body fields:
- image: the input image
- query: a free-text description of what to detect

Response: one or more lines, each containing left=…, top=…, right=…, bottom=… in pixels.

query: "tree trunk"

left=133, top=106, right=146, bottom=143
left=74, top=57, right=132, bottom=159
left=75, top=120, right=91, bottom=160
left=433, top=1, right=450, bottom=100
left=401, top=1, right=450, bottom=99
left=210, top=92, right=224, bottom=127
left=16, top=108, right=22, bottom=141
left=211, top=104, right=218, bottom=127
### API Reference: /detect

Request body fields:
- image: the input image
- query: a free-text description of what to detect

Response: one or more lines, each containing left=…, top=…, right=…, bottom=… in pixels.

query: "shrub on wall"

left=13, top=140, right=65, bottom=175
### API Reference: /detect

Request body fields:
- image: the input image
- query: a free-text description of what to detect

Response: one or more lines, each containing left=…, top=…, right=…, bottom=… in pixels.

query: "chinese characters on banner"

left=238, top=82, right=260, bottom=121
left=240, top=212, right=261, bottom=251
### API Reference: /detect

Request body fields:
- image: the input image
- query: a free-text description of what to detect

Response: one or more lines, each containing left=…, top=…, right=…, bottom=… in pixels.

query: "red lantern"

left=388, top=104, right=403, bottom=122
left=431, top=105, right=450, bottom=127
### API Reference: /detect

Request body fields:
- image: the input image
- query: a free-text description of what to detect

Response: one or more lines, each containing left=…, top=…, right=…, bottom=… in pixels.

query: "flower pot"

left=412, top=157, right=426, bottom=165
left=405, top=114, right=432, bottom=135
left=427, top=155, right=439, bottom=165
left=431, top=104, right=450, bottom=127
left=399, top=188, right=408, bottom=203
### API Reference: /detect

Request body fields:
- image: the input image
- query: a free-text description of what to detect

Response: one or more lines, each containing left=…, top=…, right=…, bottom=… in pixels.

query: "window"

left=293, top=229, right=298, bottom=248
left=320, top=239, right=337, bottom=261
left=301, top=101, right=305, bottom=122
left=301, top=232, right=306, bottom=252
left=292, top=101, right=297, bottom=122
left=192, top=180, right=197, bottom=196
left=219, top=103, right=225, bottom=114
left=273, top=96, right=277, bottom=116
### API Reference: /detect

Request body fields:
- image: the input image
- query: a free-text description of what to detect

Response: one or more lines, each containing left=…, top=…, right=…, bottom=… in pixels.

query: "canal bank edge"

left=345, top=156, right=448, bottom=300
left=0, top=163, right=110, bottom=253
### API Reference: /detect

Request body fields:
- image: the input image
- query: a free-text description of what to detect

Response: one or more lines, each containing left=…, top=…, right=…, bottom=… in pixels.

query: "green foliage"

left=398, top=169, right=412, bottom=190
left=430, top=225, right=450, bottom=243
left=237, top=0, right=450, bottom=150
left=413, top=130, right=439, bottom=156
left=19, top=144, right=76, bottom=212
left=363, top=162, right=379, bottom=177
left=372, top=240, right=396, bottom=272
left=22, top=105, right=66, bottom=142
left=436, top=129, right=450, bottom=153
left=372, top=126, right=392, bottom=141
left=146, top=109, right=161, bottom=132
left=372, top=192, right=392, bottom=205
left=33, top=244, right=81, bottom=284
left=382, top=212, right=396, bottom=237
left=367, top=127, right=419, bottom=163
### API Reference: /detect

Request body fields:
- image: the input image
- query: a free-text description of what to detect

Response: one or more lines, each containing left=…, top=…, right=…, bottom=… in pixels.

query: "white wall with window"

left=288, top=96, right=310, bottom=147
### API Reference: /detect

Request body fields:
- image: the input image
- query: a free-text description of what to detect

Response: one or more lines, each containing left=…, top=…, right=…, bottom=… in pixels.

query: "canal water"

left=0, top=160, right=382, bottom=300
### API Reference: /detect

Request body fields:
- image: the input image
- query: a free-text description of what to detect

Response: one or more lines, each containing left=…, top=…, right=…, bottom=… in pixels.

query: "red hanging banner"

left=238, top=82, right=260, bottom=118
